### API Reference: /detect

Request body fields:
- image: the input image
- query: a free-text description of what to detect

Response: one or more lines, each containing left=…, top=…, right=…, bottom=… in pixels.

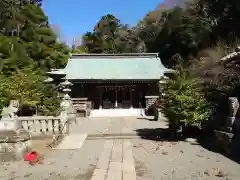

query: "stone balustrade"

left=3, top=116, right=64, bottom=137
left=0, top=97, right=76, bottom=162
left=145, top=96, right=159, bottom=109
left=72, top=98, right=92, bottom=117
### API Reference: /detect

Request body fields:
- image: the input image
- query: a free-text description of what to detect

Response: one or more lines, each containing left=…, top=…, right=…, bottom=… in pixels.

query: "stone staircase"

left=89, top=109, right=145, bottom=117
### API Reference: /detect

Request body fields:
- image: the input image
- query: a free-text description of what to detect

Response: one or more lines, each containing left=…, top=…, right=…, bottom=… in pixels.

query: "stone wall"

left=215, top=96, right=240, bottom=161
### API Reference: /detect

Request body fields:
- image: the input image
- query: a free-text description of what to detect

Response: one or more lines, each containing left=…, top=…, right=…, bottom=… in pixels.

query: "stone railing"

left=0, top=95, right=76, bottom=137
left=72, top=98, right=92, bottom=117
left=4, top=116, right=64, bottom=137
left=145, top=96, right=159, bottom=109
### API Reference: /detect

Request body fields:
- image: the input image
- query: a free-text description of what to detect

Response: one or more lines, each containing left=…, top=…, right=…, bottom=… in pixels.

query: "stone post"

left=226, top=97, right=239, bottom=132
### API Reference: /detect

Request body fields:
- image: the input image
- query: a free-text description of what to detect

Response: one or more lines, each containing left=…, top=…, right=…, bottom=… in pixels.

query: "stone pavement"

left=57, top=117, right=167, bottom=150
left=69, top=117, right=168, bottom=136
left=91, top=139, right=136, bottom=180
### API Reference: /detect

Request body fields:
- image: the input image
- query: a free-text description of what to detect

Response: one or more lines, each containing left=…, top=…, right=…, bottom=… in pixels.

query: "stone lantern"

left=59, top=79, right=73, bottom=98
left=59, top=79, right=76, bottom=131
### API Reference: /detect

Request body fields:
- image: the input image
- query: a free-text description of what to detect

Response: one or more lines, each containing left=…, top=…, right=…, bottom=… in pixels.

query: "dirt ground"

left=0, top=139, right=104, bottom=180
left=132, top=139, right=240, bottom=180
left=29, top=138, right=54, bottom=155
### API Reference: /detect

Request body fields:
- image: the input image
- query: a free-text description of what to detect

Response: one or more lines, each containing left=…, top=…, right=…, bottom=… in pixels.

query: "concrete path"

left=55, top=133, right=87, bottom=149
left=91, top=140, right=136, bottom=180
left=69, top=117, right=168, bottom=136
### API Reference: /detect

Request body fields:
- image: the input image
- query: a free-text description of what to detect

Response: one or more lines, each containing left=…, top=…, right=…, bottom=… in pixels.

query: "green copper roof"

left=50, top=53, right=173, bottom=80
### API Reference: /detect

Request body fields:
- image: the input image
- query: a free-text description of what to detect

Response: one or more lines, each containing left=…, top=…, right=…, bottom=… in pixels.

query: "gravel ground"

left=132, top=139, right=240, bottom=180
left=0, top=140, right=105, bottom=180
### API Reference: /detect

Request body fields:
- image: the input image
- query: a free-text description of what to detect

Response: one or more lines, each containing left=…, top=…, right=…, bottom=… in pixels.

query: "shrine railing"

left=145, top=96, right=159, bottom=109
left=72, top=98, right=92, bottom=116
left=15, top=116, right=63, bottom=137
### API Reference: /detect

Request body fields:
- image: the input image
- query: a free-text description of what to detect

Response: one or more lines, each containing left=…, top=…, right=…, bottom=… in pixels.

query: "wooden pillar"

left=115, top=89, right=118, bottom=108
left=129, top=86, right=133, bottom=109
left=81, top=84, right=84, bottom=97
left=99, top=87, right=103, bottom=109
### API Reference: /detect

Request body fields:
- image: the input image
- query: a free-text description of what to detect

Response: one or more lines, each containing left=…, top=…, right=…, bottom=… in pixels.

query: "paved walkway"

left=69, top=117, right=168, bottom=136
left=91, top=140, right=136, bottom=180
left=57, top=117, right=168, bottom=150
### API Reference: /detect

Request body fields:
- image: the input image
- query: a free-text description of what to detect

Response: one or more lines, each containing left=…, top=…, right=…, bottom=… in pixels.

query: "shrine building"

left=46, top=53, right=173, bottom=117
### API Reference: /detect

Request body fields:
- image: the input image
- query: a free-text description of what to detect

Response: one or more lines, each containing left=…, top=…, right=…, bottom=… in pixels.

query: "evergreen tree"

left=0, top=0, right=69, bottom=115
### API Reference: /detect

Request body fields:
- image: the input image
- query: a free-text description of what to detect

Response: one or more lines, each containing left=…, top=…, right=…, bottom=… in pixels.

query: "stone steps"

left=90, top=109, right=145, bottom=117
left=54, top=133, right=87, bottom=149
left=86, top=129, right=169, bottom=140
left=87, top=135, right=141, bottom=140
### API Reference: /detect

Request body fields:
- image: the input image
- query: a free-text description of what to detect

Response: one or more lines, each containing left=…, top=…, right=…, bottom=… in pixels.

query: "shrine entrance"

left=71, top=82, right=157, bottom=111
left=98, top=85, right=136, bottom=109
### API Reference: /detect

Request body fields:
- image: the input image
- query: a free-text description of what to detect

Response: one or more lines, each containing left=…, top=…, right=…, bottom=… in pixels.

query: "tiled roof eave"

left=66, top=78, right=161, bottom=82
left=70, top=53, right=159, bottom=58
left=163, top=68, right=175, bottom=74
left=47, top=70, right=66, bottom=75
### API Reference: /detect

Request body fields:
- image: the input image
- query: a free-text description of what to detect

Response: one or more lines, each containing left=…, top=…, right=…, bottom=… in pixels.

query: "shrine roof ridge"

left=46, top=52, right=175, bottom=80
left=69, top=53, right=159, bottom=59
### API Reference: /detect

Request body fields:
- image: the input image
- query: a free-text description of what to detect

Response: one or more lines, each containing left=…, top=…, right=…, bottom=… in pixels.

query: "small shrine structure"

left=46, top=53, right=173, bottom=117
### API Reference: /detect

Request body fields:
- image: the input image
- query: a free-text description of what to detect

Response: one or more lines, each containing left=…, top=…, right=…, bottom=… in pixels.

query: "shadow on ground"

left=134, top=128, right=184, bottom=142
left=137, top=117, right=156, bottom=121
left=197, top=133, right=240, bottom=164
left=137, top=117, right=168, bottom=122
left=135, top=127, right=240, bottom=164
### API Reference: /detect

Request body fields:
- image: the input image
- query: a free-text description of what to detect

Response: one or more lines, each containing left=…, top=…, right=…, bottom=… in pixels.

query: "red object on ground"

left=24, top=151, right=39, bottom=163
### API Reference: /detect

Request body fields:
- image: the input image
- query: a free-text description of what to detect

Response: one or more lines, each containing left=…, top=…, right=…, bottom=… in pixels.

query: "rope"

left=46, top=118, right=71, bottom=148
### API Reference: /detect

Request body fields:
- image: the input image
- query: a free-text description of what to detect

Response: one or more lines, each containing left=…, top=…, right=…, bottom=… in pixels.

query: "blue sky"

left=42, top=0, right=163, bottom=45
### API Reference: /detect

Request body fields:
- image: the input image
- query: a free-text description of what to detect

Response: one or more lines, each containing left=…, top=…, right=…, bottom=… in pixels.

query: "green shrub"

left=159, top=65, right=210, bottom=132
